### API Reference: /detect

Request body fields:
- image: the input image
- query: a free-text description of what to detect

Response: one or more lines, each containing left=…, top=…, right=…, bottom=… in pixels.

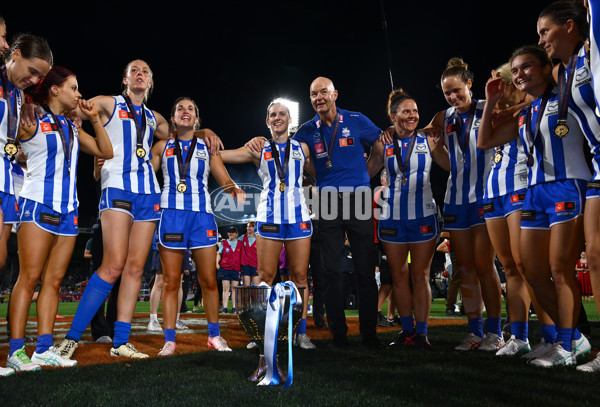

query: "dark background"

left=2, top=1, right=546, bottom=227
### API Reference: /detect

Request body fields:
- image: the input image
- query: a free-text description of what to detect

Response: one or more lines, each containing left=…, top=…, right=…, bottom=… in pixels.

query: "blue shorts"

left=241, top=265, right=258, bottom=277
left=0, top=191, right=19, bottom=224
left=18, top=198, right=78, bottom=236
left=99, top=187, right=161, bottom=221
left=521, top=180, right=586, bottom=229
left=483, top=189, right=527, bottom=219
left=255, top=220, right=312, bottom=240
left=378, top=214, right=439, bottom=244
left=443, top=201, right=485, bottom=230
left=217, top=267, right=241, bottom=281
left=158, top=209, right=218, bottom=249
left=587, top=180, right=600, bottom=199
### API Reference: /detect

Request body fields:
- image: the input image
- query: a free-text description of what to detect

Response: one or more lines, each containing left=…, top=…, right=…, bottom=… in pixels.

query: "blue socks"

left=207, top=322, right=220, bottom=338
left=164, top=329, right=176, bottom=343
left=66, top=273, right=113, bottom=342
left=296, top=318, right=307, bottom=335
left=9, top=338, right=24, bottom=358
left=468, top=317, right=484, bottom=338
left=485, top=317, right=502, bottom=336
left=416, top=321, right=428, bottom=336
left=540, top=324, right=557, bottom=344
left=113, top=321, right=132, bottom=348
left=556, top=327, right=573, bottom=351
left=35, top=334, right=53, bottom=354
left=511, top=321, right=528, bottom=342
left=400, top=316, right=415, bottom=333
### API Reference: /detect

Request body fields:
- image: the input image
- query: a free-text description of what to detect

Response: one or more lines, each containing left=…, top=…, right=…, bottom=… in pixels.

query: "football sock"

left=416, top=321, right=428, bottom=336
left=540, top=324, right=557, bottom=344
left=485, top=317, right=502, bottom=336
left=511, top=321, right=528, bottom=342
left=468, top=317, right=484, bottom=338
left=400, top=316, right=415, bottom=333
left=207, top=322, right=220, bottom=338
left=35, top=334, right=53, bottom=354
left=556, top=327, right=573, bottom=351
left=9, top=338, right=24, bottom=358
left=113, top=321, right=132, bottom=348
left=164, top=328, right=176, bottom=343
left=66, top=273, right=113, bottom=342
left=296, top=318, right=307, bottom=335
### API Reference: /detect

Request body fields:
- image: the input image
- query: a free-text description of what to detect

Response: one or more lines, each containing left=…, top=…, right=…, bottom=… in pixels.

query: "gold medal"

left=136, top=147, right=147, bottom=158
left=596, top=106, right=600, bottom=118
left=526, top=154, right=534, bottom=167
left=177, top=181, right=187, bottom=193
left=4, top=142, right=17, bottom=157
left=554, top=123, right=569, bottom=138
left=279, top=182, right=286, bottom=192
left=494, top=152, right=502, bottom=164
left=326, top=160, right=332, bottom=169
left=402, top=177, right=407, bottom=186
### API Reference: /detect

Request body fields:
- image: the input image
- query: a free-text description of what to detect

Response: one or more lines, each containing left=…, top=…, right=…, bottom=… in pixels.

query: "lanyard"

left=453, top=101, right=477, bottom=161
left=268, top=138, right=291, bottom=192
left=0, top=65, right=20, bottom=157
left=123, top=95, right=147, bottom=157
left=555, top=41, right=583, bottom=137
left=524, top=85, right=553, bottom=167
left=173, top=138, right=196, bottom=193
left=392, top=132, right=416, bottom=186
left=319, top=111, right=340, bottom=169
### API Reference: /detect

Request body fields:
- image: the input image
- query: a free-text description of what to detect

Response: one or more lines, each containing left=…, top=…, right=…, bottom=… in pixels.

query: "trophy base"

left=248, top=354, right=286, bottom=383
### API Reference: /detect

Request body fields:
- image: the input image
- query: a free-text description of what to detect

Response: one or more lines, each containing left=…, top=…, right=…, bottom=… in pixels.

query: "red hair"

left=26, top=66, right=75, bottom=105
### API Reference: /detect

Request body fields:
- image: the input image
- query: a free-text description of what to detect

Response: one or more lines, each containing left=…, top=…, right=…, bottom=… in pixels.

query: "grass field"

left=1, top=299, right=600, bottom=406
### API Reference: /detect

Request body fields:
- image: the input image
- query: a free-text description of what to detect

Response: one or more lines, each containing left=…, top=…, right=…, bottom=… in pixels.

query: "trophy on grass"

left=234, top=282, right=304, bottom=387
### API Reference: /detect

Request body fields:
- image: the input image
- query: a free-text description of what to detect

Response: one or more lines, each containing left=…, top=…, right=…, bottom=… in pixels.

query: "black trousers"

left=318, top=192, right=377, bottom=337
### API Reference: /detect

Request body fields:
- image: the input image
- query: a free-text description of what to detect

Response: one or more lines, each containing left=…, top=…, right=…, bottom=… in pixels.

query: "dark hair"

left=387, top=88, right=414, bottom=118
left=170, top=97, right=201, bottom=130
left=3, top=33, right=52, bottom=65
left=441, top=57, right=474, bottom=84
left=509, top=45, right=553, bottom=71
left=26, top=66, right=74, bottom=105
left=539, top=0, right=588, bottom=41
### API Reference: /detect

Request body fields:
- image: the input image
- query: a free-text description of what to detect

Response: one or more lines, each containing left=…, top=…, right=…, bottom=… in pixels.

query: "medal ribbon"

left=319, top=111, right=340, bottom=166
left=268, top=138, right=290, bottom=191
left=123, top=95, right=147, bottom=154
left=525, top=85, right=553, bottom=162
left=556, top=41, right=583, bottom=126
left=0, top=64, right=20, bottom=149
left=392, top=132, right=416, bottom=185
left=43, top=106, right=74, bottom=173
left=259, top=281, right=300, bottom=388
left=173, top=138, right=196, bottom=185
left=454, top=101, right=477, bottom=160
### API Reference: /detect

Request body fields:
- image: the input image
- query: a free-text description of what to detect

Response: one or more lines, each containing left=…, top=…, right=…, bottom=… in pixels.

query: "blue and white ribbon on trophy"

left=258, top=281, right=301, bottom=388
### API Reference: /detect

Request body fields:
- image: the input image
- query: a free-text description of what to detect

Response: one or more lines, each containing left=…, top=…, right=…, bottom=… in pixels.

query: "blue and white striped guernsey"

left=564, top=43, right=600, bottom=183
left=588, top=0, right=600, bottom=115
left=443, top=100, right=494, bottom=205
left=160, top=137, right=212, bottom=213
left=19, top=112, right=79, bottom=214
left=484, top=138, right=528, bottom=199
left=0, top=70, right=21, bottom=195
left=517, top=88, right=591, bottom=186
left=101, top=95, right=160, bottom=194
left=381, top=131, right=436, bottom=220
left=256, top=139, right=310, bottom=224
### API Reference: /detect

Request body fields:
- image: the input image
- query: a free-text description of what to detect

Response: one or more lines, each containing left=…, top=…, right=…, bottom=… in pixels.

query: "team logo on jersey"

left=546, top=101, right=558, bottom=115
left=339, top=138, right=354, bottom=147
left=555, top=201, right=575, bottom=212
left=385, top=148, right=394, bottom=157
left=342, top=127, right=351, bottom=138
left=292, top=150, right=302, bottom=160
left=196, top=149, right=207, bottom=160
left=575, top=66, right=591, bottom=84
left=415, top=143, right=427, bottom=153
left=263, top=151, right=273, bottom=161
left=165, top=148, right=174, bottom=157
left=207, top=229, right=216, bottom=237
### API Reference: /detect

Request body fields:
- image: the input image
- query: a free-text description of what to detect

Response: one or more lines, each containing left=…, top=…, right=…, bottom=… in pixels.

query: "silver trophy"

left=234, top=285, right=304, bottom=383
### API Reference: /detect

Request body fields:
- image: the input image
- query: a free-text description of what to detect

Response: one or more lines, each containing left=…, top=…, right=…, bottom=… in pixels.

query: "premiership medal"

left=524, top=85, right=553, bottom=172
left=326, top=160, right=332, bottom=169
left=136, top=147, right=146, bottom=158
left=123, top=95, right=148, bottom=160
left=494, top=148, right=502, bottom=164
left=554, top=121, right=569, bottom=138
left=526, top=154, right=534, bottom=167
left=320, top=112, right=340, bottom=171
left=173, top=138, right=196, bottom=194
left=4, top=142, right=17, bottom=157
left=269, top=138, right=291, bottom=192
left=279, top=182, right=286, bottom=192
left=393, top=132, right=417, bottom=188
left=402, top=177, right=407, bottom=186
left=177, top=181, right=187, bottom=193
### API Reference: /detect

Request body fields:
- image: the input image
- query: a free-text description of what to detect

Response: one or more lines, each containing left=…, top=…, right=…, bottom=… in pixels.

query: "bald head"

left=310, top=76, right=338, bottom=120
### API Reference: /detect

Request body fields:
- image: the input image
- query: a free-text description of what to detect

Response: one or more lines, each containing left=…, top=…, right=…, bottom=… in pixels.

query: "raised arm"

left=477, top=77, right=520, bottom=149
left=77, top=99, right=114, bottom=159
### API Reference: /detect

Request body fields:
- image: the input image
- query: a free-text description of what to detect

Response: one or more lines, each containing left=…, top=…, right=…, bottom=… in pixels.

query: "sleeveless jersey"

left=241, top=234, right=258, bottom=267
left=443, top=100, right=494, bottom=205
left=256, top=139, right=310, bottom=224
left=381, top=131, right=436, bottom=220
left=517, top=87, right=591, bottom=186
left=564, top=44, right=600, bottom=182
left=101, top=95, right=160, bottom=194
left=220, top=239, right=241, bottom=271
left=589, top=0, right=600, bottom=112
left=160, top=138, right=212, bottom=213
left=19, top=112, right=79, bottom=214
left=0, top=68, right=22, bottom=195
left=484, top=138, right=528, bottom=199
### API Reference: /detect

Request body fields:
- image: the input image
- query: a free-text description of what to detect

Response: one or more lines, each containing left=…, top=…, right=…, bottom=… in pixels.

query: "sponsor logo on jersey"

left=207, top=229, right=216, bottom=237
left=339, top=138, right=354, bottom=147
left=263, top=151, right=273, bottom=161
left=165, top=148, right=174, bottom=157
left=555, top=201, right=575, bottom=212
left=511, top=193, right=526, bottom=203
left=315, top=142, right=325, bottom=154
left=420, top=225, right=433, bottom=234
left=385, top=148, right=394, bottom=157
left=300, top=222, right=310, bottom=230
left=74, top=216, right=78, bottom=226
left=118, top=110, right=133, bottom=119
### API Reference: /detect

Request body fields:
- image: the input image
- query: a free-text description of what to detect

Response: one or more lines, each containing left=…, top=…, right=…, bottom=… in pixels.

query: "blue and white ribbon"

left=258, top=281, right=301, bottom=388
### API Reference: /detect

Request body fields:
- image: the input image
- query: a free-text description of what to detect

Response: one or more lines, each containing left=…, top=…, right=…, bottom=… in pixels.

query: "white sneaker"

left=0, top=366, right=15, bottom=377
left=6, top=347, right=41, bottom=372
left=478, top=333, right=505, bottom=351
left=175, top=319, right=189, bottom=330
left=521, top=338, right=552, bottom=361
left=207, top=336, right=232, bottom=352
left=110, top=343, right=149, bottom=359
left=95, top=336, right=112, bottom=344
left=147, top=319, right=163, bottom=332
left=495, top=335, right=531, bottom=356
left=576, top=353, right=600, bottom=372
left=294, top=333, right=316, bottom=349
left=55, top=338, right=78, bottom=360
left=247, top=341, right=258, bottom=350
left=455, top=333, right=483, bottom=351
left=572, top=335, right=591, bottom=358
left=158, top=341, right=176, bottom=356
left=529, top=343, right=575, bottom=368
left=31, top=347, right=78, bottom=367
